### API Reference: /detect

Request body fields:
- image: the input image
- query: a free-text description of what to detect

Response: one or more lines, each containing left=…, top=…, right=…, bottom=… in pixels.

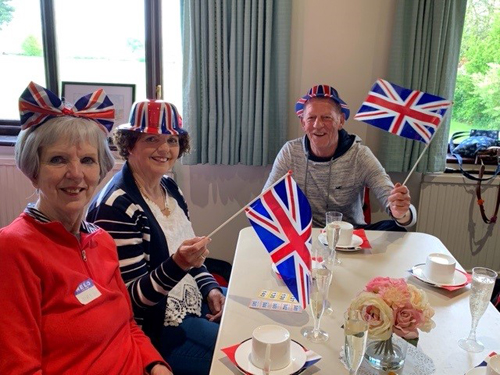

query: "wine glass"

left=344, top=309, right=369, bottom=375
left=301, top=267, right=332, bottom=343
left=458, top=267, right=498, bottom=352
left=325, top=211, right=343, bottom=266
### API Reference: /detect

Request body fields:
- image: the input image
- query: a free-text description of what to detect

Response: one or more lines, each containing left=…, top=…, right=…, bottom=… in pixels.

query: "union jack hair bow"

left=19, top=81, right=115, bottom=134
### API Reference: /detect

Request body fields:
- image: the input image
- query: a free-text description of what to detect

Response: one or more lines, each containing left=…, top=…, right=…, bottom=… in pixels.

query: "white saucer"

left=318, top=233, right=363, bottom=251
left=465, top=367, right=487, bottom=375
left=234, top=339, right=307, bottom=375
left=411, top=263, right=468, bottom=287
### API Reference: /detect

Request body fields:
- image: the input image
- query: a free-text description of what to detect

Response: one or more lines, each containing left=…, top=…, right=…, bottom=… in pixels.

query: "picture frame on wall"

left=61, top=82, right=136, bottom=129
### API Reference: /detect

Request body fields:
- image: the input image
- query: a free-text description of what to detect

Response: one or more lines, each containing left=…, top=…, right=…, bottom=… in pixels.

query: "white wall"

left=177, top=0, right=423, bottom=264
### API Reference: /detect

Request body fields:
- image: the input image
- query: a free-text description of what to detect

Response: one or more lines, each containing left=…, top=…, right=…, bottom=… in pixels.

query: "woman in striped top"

left=87, top=99, right=225, bottom=375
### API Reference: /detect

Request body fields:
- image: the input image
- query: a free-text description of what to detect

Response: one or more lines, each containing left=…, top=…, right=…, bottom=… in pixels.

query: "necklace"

left=136, top=180, right=170, bottom=216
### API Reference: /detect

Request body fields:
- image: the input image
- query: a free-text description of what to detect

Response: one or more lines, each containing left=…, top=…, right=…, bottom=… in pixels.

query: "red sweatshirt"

left=0, top=212, right=167, bottom=374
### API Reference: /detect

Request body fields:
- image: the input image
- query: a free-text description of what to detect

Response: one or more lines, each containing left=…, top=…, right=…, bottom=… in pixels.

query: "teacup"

left=337, top=221, right=354, bottom=247
left=250, top=325, right=291, bottom=370
left=487, top=354, right=500, bottom=375
left=424, top=253, right=456, bottom=284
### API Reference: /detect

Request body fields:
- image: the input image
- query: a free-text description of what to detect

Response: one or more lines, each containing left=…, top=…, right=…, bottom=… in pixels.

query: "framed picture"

left=61, top=82, right=136, bottom=128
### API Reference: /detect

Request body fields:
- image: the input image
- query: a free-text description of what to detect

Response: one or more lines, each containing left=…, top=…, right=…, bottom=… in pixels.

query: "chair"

left=204, top=258, right=232, bottom=287
left=363, top=187, right=371, bottom=224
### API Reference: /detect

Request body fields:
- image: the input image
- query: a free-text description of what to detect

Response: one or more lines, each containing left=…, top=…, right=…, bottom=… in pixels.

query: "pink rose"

left=366, top=277, right=410, bottom=308
left=393, top=304, right=424, bottom=340
left=365, top=277, right=392, bottom=293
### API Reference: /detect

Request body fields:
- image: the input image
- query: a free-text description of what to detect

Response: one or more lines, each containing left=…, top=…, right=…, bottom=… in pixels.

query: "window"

left=0, top=0, right=182, bottom=127
left=0, top=0, right=44, bottom=120
left=161, top=0, right=183, bottom=115
left=54, top=0, right=146, bottom=101
left=450, top=0, right=500, bottom=136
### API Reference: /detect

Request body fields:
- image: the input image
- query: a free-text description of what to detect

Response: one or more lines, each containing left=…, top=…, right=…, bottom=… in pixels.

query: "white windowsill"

left=424, top=171, right=499, bottom=185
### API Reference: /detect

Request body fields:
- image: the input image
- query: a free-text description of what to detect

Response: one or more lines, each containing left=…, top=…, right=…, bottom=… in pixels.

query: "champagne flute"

left=458, top=267, right=498, bottom=352
left=344, top=309, right=369, bottom=375
left=301, top=267, right=332, bottom=342
left=314, top=240, right=335, bottom=316
left=325, top=211, right=343, bottom=266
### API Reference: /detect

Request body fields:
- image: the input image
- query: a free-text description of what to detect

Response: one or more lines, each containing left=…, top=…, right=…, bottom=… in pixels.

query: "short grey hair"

left=15, top=116, right=115, bottom=182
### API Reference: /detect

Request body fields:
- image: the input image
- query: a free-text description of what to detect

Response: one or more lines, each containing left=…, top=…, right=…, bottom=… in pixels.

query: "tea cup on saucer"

left=337, top=221, right=354, bottom=247
left=250, top=325, right=291, bottom=371
left=424, top=253, right=456, bottom=284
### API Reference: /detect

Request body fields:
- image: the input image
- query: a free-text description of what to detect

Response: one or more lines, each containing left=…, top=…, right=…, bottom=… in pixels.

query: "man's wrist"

left=393, top=210, right=410, bottom=222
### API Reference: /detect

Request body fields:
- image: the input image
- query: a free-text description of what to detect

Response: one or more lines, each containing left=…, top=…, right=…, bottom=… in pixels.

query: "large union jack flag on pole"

left=354, top=79, right=452, bottom=144
left=245, top=172, right=312, bottom=309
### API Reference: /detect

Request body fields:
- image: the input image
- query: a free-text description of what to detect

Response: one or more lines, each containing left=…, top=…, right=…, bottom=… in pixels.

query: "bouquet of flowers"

left=348, top=277, right=436, bottom=341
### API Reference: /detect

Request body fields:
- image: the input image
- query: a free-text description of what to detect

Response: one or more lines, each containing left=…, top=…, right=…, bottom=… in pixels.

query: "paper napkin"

left=353, top=229, right=372, bottom=249
left=221, top=340, right=321, bottom=374
left=440, top=270, right=472, bottom=291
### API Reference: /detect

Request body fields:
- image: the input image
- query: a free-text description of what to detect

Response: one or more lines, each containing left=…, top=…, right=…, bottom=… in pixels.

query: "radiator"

left=417, top=174, right=500, bottom=272
left=0, top=157, right=123, bottom=229
left=0, top=157, right=37, bottom=228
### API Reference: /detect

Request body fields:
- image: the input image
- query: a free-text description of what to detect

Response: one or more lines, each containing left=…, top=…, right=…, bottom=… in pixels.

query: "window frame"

left=0, top=0, right=162, bottom=134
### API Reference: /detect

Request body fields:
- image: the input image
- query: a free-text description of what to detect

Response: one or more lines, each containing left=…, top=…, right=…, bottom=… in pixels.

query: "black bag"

left=449, top=129, right=500, bottom=182
left=449, top=129, right=500, bottom=224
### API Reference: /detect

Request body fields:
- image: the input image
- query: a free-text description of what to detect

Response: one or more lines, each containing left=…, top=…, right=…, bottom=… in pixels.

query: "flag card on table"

left=354, top=79, right=452, bottom=144
left=245, top=173, right=312, bottom=309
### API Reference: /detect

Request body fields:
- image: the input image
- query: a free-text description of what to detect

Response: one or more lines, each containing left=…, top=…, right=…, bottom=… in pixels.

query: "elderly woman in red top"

left=0, top=82, right=171, bottom=375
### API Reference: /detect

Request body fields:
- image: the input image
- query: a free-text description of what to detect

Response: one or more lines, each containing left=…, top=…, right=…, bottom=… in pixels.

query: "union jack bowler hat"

left=118, top=99, right=187, bottom=135
left=295, top=84, right=350, bottom=120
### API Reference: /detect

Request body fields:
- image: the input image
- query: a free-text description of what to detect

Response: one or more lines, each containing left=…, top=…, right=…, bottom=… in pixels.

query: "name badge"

left=74, top=278, right=102, bottom=305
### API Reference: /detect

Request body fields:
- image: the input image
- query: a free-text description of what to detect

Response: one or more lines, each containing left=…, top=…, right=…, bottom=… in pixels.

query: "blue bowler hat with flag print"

left=295, top=84, right=350, bottom=120
left=118, top=99, right=187, bottom=135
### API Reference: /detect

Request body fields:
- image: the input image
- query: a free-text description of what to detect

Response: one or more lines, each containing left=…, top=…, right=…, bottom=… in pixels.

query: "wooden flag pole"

left=206, top=171, right=292, bottom=238
left=401, top=142, right=431, bottom=186
left=401, top=106, right=453, bottom=186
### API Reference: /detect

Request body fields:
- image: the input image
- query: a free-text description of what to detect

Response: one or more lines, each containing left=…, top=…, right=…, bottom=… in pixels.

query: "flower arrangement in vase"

left=348, top=277, right=436, bottom=371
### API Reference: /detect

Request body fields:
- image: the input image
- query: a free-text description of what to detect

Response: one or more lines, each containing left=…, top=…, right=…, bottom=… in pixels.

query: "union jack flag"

left=245, top=173, right=312, bottom=309
left=354, top=79, right=452, bottom=143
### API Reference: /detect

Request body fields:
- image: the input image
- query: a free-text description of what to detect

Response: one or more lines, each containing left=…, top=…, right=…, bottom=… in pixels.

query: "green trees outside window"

left=452, top=0, right=500, bottom=133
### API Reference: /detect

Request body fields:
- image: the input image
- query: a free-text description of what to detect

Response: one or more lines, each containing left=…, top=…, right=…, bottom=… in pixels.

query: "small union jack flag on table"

left=245, top=173, right=312, bottom=309
left=354, top=79, right=452, bottom=144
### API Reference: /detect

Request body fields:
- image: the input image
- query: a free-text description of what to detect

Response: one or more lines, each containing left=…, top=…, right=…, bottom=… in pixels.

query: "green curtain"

left=380, top=0, right=467, bottom=173
left=181, top=0, right=291, bottom=165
